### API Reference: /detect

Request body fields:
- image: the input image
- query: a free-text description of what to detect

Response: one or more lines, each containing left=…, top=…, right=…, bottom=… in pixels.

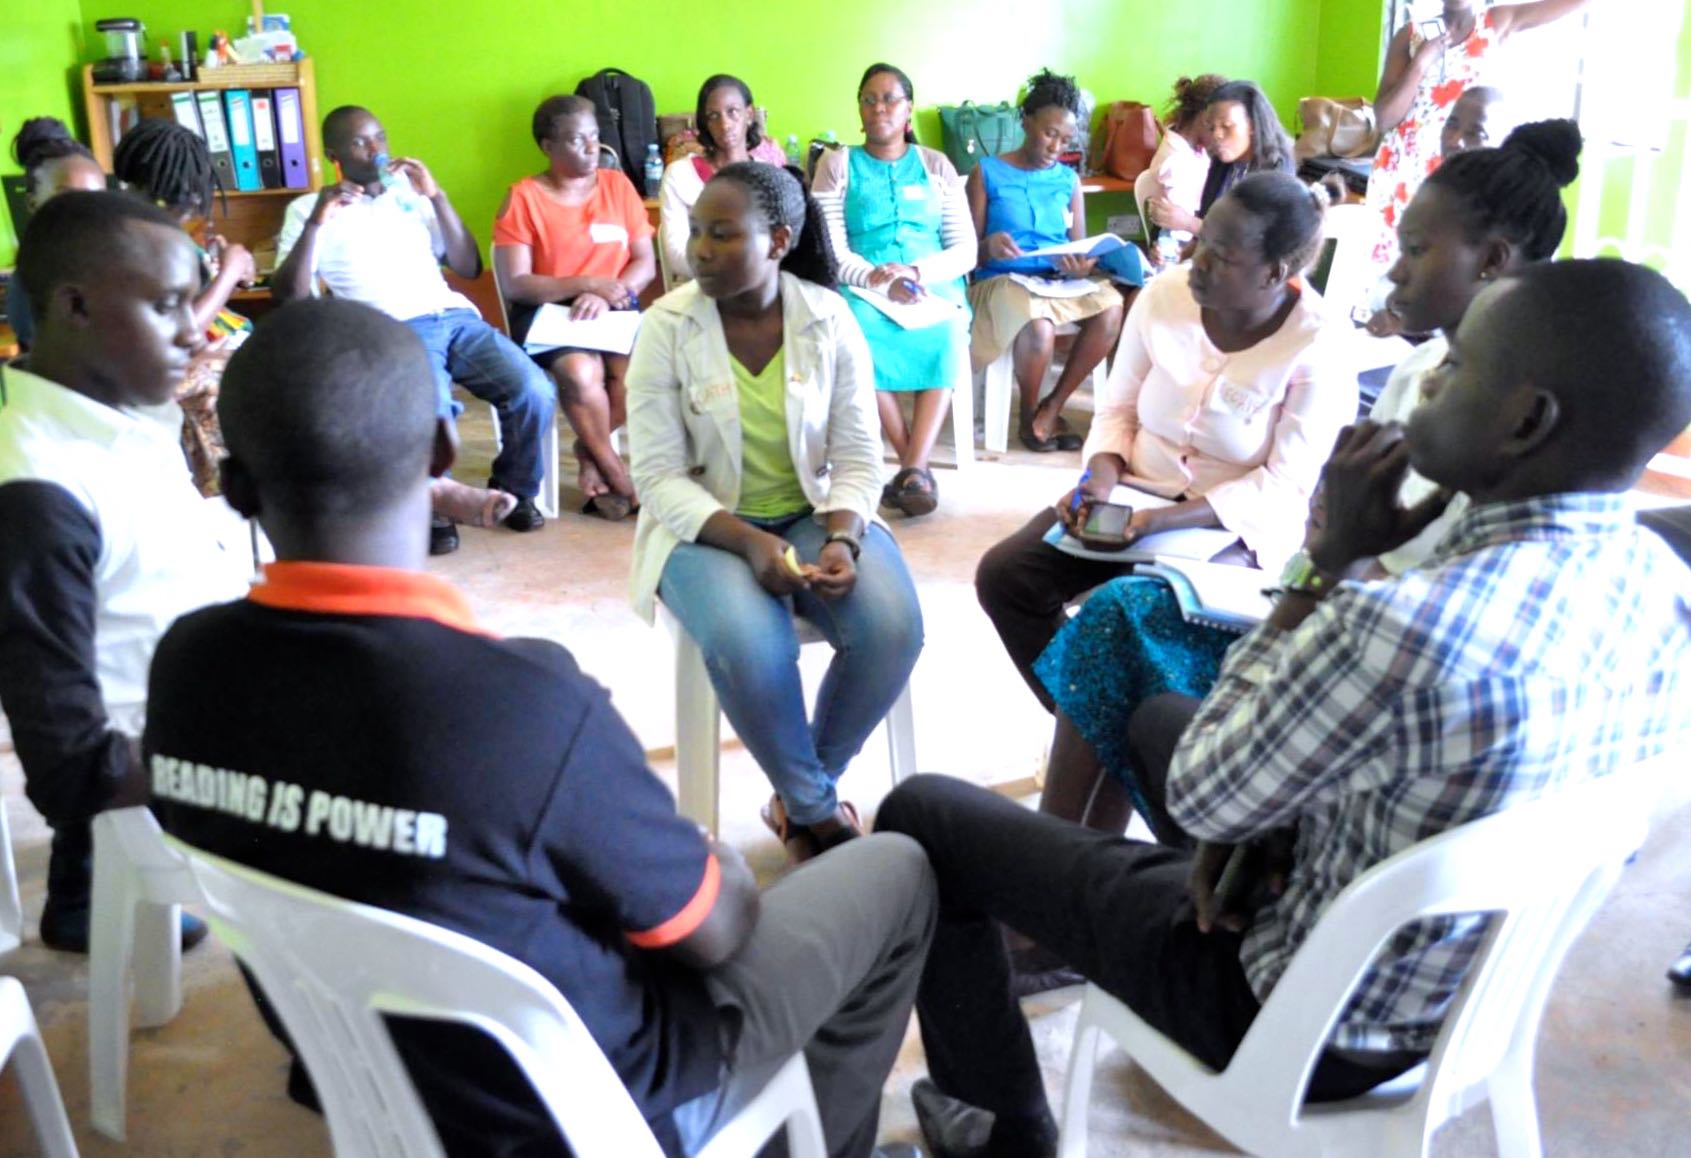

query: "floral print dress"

left=1365, top=9, right=1499, bottom=269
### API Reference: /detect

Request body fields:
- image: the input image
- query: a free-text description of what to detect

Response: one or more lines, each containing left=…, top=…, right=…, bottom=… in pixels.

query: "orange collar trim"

left=249, top=562, right=492, bottom=636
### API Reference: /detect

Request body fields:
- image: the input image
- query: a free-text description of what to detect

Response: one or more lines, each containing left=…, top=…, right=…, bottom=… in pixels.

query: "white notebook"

left=1043, top=484, right=1239, bottom=564
left=523, top=306, right=643, bottom=356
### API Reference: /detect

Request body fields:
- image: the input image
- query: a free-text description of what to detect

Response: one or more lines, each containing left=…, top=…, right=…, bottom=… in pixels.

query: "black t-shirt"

left=144, top=565, right=725, bottom=1155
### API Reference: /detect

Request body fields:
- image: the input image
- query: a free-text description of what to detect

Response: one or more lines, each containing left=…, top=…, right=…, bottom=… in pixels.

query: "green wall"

left=48, top=0, right=1346, bottom=255
left=1314, top=0, right=1387, bottom=99
left=0, top=0, right=87, bottom=264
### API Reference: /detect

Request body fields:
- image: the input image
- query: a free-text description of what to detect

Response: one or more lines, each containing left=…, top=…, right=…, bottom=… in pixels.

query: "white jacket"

left=626, top=272, right=884, bottom=622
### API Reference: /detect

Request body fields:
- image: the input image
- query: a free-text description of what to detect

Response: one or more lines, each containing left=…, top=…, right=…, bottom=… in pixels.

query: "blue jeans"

left=407, top=309, right=557, bottom=499
left=658, top=516, right=924, bottom=826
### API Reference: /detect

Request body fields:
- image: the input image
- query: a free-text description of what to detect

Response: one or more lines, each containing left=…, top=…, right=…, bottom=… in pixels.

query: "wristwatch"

left=1277, top=551, right=1341, bottom=599
left=824, top=530, right=863, bottom=561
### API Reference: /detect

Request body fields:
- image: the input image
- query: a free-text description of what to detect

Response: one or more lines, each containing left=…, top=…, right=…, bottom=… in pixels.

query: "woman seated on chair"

left=810, top=63, right=974, bottom=518
left=976, top=172, right=1354, bottom=712
left=966, top=69, right=1127, bottom=454
left=1003, top=120, right=1585, bottom=998
left=1147, top=80, right=1295, bottom=238
left=627, top=161, right=924, bottom=863
left=1141, top=74, right=1227, bottom=235
left=657, top=73, right=787, bottom=290
left=494, top=95, right=656, bottom=521
left=6, top=117, right=106, bottom=352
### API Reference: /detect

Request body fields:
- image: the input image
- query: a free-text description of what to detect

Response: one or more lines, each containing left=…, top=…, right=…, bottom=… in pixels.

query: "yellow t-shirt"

left=732, top=348, right=809, bottom=519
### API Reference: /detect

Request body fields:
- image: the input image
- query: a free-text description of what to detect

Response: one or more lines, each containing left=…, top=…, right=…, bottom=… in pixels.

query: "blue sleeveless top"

left=976, top=154, right=1078, bottom=277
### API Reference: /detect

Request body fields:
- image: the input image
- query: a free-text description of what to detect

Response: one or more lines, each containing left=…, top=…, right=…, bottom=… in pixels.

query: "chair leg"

left=950, top=349, right=976, bottom=471
left=983, top=353, right=1013, bottom=454
left=1058, top=995, right=1106, bottom=1158
left=0, top=799, right=21, bottom=956
left=132, top=900, right=183, bottom=1028
left=1, top=980, right=79, bottom=1158
left=674, top=630, right=722, bottom=835
left=538, top=417, right=562, bottom=520
left=1485, top=1050, right=1543, bottom=1158
left=885, top=682, right=917, bottom=786
left=88, top=840, right=138, bottom=1142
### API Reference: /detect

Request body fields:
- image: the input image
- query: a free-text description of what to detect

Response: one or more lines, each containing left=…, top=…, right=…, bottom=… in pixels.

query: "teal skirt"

left=1033, top=576, right=1237, bottom=821
left=844, top=278, right=970, bottom=393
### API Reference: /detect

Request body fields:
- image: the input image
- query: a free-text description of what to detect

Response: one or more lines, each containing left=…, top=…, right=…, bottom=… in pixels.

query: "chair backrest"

left=165, top=838, right=666, bottom=1158
left=1226, top=764, right=1657, bottom=1121
left=1309, top=201, right=1373, bottom=313
left=1132, top=168, right=1158, bottom=245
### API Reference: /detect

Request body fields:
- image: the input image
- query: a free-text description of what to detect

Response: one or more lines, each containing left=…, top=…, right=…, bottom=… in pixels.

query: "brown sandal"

left=760, top=794, right=863, bottom=864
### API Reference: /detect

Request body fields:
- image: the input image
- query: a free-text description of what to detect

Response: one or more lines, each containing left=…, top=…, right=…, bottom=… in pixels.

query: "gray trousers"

left=672, top=833, right=938, bottom=1158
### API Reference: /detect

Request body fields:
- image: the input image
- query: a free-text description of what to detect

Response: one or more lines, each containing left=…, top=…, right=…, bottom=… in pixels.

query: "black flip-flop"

left=885, top=466, right=938, bottom=517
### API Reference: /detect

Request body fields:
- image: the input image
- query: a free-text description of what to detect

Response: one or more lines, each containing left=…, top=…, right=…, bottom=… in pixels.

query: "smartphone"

left=1081, top=501, right=1134, bottom=543
left=1416, top=16, right=1446, bottom=40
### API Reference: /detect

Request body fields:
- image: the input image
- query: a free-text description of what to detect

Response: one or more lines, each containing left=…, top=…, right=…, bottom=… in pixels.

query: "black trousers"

left=877, top=745, right=1419, bottom=1124
left=974, top=509, right=1139, bottom=712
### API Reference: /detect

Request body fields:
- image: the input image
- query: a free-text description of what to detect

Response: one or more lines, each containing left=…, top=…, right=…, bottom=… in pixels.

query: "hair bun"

left=1307, top=177, right=1333, bottom=211
left=11, top=116, right=77, bottom=168
left=1501, top=119, right=1582, bottom=188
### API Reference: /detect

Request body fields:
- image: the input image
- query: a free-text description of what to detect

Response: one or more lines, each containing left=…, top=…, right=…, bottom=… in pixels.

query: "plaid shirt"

left=1168, top=492, right=1691, bottom=1052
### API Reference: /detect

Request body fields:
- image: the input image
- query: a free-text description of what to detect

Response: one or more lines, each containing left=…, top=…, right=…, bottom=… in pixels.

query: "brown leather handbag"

left=1093, top=101, right=1161, bottom=180
left=1294, top=97, right=1378, bottom=161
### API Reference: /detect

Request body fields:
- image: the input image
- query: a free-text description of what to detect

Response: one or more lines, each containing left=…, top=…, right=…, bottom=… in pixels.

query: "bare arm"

left=1490, top=0, right=1592, bottom=37
left=618, top=235, right=657, bottom=299
left=1373, top=22, right=1440, bottom=137
left=271, top=183, right=360, bottom=302
left=191, top=240, right=255, bottom=330
left=492, top=243, right=629, bottom=307
left=664, top=839, right=759, bottom=969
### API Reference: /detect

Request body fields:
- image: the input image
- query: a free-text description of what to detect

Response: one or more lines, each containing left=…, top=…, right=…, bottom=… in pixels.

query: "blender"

left=92, top=19, right=147, bottom=84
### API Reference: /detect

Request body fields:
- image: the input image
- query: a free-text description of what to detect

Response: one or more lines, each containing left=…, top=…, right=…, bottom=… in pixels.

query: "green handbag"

left=938, top=101, right=1024, bottom=175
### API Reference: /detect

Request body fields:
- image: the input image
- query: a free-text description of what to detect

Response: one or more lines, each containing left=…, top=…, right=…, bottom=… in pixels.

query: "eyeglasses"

left=858, top=93, right=909, bottom=110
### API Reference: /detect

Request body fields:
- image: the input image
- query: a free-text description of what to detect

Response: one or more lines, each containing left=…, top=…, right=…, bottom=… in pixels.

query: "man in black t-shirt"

left=144, top=298, right=934, bottom=1157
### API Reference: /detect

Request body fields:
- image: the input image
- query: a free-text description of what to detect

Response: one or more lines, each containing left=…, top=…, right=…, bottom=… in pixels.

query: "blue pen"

left=1070, top=466, right=1092, bottom=513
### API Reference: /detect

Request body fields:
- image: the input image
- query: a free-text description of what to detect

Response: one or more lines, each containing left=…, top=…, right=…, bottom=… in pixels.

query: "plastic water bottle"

left=643, top=142, right=663, bottom=197
left=1155, top=229, right=1190, bottom=270
left=785, top=134, right=802, bottom=167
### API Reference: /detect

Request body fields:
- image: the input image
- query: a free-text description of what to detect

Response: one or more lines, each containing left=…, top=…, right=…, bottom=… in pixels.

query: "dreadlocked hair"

left=1424, top=118, right=1581, bottom=262
left=112, top=117, right=222, bottom=220
left=710, top=162, right=839, bottom=290
left=1020, top=69, right=1081, bottom=118
left=12, top=117, right=95, bottom=184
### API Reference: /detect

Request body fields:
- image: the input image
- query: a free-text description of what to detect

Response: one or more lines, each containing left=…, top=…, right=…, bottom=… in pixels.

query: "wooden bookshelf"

left=81, top=59, right=324, bottom=288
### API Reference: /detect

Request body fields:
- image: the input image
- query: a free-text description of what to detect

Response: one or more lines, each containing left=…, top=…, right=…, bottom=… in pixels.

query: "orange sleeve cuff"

left=626, top=853, right=721, bottom=949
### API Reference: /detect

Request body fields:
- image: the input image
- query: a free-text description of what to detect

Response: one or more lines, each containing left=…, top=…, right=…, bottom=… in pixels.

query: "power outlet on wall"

left=1106, top=213, right=1141, bottom=239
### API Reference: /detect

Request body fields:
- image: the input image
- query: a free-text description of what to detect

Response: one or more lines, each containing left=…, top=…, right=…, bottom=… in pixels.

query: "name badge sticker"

left=900, top=183, right=929, bottom=201
left=589, top=222, right=629, bottom=245
left=688, top=380, right=734, bottom=414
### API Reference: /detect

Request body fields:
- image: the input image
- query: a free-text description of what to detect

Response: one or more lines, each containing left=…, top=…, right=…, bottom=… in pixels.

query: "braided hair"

left=858, top=63, right=917, bottom=144
left=695, top=74, right=763, bottom=155
left=1164, top=75, right=1227, bottom=134
left=709, top=161, right=839, bottom=290
left=1020, top=69, right=1081, bottom=118
left=112, top=117, right=221, bottom=220
left=1226, top=171, right=1329, bottom=275
left=12, top=117, right=97, bottom=203
left=1424, top=119, right=1581, bottom=261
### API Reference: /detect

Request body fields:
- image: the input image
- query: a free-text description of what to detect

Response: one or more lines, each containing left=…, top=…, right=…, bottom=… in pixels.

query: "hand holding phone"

left=1077, top=500, right=1136, bottom=550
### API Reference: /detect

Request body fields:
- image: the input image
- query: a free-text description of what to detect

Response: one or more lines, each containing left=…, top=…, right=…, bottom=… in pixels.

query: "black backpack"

left=574, top=68, right=656, bottom=186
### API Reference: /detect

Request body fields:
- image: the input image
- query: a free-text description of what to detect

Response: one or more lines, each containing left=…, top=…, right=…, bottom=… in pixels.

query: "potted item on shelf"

left=92, top=18, right=147, bottom=84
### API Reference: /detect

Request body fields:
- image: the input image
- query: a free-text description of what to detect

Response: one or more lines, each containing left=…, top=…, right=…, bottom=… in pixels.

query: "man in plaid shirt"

left=879, top=259, right=1691, bottom=1158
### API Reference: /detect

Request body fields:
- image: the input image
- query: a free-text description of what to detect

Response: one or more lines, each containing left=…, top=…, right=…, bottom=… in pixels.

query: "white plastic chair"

left=0, top=976, right=79, bottom=1157
left=659, top=604, right=916, bottom=835
left=0, top=799, right=21, bottom=955
left=166, top=839, right=826, bottom=1158
left=1059, top=769, right=1654, bottom=1158
left=1311, top=201, right=1375, bottom=319
left=1133, top=168, right=1159, bottom=244
left=980, top=325, right=1109, bottom=455
left=88, top=806, right=199, bottom=1141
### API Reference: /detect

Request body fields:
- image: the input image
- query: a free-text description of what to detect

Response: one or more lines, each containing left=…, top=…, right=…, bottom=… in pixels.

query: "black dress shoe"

left=1009, top=943, right=1086, bottom=999
left=1668, top=941, right=1691, bottom=989
left=912, top=1079, right=1057, bottom=1158
left=502, top=497, right=545, bottom=533
left=39, top=901, right=209, bottom=955
left=429, top=515, right=460, bottom=556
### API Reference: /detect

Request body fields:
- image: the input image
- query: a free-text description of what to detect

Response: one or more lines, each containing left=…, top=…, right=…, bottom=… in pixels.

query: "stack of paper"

left=523, top=305, right=643, bottom=355
left=846, top=285, right=965, bottom=330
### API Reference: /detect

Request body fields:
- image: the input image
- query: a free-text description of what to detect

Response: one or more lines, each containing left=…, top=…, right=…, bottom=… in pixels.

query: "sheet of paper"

left=1006, top=273, right=1100, bottom=299
left=1150, top=557, right=1272, bottom=623
left=1019, top=232, right=1129, bottom=259
left=523, top=305, right=643, bottom=355
left=845, top=285, right=965, bottom=331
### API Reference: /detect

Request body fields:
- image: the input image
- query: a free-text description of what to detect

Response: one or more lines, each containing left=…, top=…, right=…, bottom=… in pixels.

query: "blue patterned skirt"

left=1033, top=576, right=1236, bottom=819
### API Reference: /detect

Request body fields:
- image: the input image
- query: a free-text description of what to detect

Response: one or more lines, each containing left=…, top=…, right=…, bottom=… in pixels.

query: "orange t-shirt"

left=492, top=170, right=653, bottom=278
